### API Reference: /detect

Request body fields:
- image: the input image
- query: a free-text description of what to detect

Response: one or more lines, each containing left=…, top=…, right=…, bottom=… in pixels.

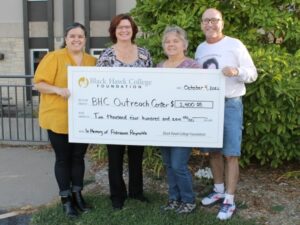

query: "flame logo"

left=78, top=77, right=89, bottom=88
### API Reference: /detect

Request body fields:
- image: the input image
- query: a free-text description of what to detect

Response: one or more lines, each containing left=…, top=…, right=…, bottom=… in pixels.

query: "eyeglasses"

left=201, top=18, right=222, bottom=25
left=116, top=25, right=132, bottom=30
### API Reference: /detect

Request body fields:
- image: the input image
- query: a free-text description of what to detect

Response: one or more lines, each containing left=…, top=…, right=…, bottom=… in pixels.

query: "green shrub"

left=143, top=146, right=164, bottom=178
left=131, top=0, right=300, bottom=168
left=88, top=145, right=164, bottom=177
left=88, top=145, right=108, bottom=163
left=243, top=47, right=300, bottom=167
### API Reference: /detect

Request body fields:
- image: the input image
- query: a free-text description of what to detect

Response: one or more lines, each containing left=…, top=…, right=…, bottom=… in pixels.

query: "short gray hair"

left=162, top=25, right=189, bottom=50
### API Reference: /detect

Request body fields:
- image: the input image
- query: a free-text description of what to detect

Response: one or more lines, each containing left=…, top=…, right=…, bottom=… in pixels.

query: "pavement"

left=0, top=145, right=91, bottom=225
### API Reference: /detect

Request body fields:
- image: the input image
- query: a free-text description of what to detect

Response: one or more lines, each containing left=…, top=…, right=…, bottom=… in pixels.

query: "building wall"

left=53, top=0, right=64, bottom=49
left=116, top=0, right=136, bottom=14
left=0, top=38, right=25, bottom=75
left=0, top=37, right=25, bottom=104
left=0, top=0, right=136, bottom=76
left=0, top=0, right=24, bottom=75
left=0, top=0, right=23, bottom=24
left=0, top=0, right=136, bottom=107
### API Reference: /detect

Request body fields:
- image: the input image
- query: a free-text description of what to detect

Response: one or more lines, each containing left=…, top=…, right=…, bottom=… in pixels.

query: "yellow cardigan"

left=34, top=48, right=96, bottom=134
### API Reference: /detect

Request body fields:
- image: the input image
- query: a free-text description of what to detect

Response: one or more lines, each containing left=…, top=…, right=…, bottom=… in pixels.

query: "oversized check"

left=68, top=67, right=225, bottom=147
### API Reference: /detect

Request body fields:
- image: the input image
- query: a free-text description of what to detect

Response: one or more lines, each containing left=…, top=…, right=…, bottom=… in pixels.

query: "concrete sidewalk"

left=0, top=145, right=93, bottom=225
left=0, top=146, right=57, bottom=210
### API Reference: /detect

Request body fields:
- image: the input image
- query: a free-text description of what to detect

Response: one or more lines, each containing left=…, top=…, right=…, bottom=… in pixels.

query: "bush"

left=88, top=145, right=164, bottom=177
left=243, top=47, right=300, bottom=167
left=131, top=0, right=300, bottom=167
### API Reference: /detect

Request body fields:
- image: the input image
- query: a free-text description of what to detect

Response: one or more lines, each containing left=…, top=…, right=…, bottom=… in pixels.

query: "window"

left=30, top=49, right=48, bottom=75
left=90, top=48, right=104, bottom=58
left=30, top=49, right=48, bottom=96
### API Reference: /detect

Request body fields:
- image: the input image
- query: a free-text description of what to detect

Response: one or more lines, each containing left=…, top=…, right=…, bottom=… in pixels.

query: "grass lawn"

left=30, top=192, right=257, bottom=225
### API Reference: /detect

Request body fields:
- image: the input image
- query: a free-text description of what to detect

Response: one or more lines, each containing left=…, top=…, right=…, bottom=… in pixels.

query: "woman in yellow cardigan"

left=34, top=22, right=96, bottom=218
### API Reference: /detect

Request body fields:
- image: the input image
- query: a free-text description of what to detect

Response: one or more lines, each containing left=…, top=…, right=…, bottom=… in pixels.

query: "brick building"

left=0, top=0, right=136, bottom=76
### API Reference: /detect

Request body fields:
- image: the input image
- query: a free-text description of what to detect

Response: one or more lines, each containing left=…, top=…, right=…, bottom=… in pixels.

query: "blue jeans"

left=201, top=97, right=243, bottom=156
left=160, top=147, right=195, bottom=203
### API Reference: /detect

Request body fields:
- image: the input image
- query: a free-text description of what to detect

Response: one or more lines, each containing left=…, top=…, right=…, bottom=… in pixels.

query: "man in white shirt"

left=195, top=8, right=257, bottom=220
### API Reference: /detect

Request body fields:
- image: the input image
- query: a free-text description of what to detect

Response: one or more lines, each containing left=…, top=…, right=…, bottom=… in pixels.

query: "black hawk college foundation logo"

left=78, top=77, right=89, bottom=88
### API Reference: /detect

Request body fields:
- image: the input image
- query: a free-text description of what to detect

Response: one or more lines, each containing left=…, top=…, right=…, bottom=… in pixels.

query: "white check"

left=68, top=67, right=225, bottom=147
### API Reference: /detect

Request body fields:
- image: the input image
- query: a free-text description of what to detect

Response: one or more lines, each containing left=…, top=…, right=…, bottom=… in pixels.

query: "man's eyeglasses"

left=201, top=18, right=222, bottom=25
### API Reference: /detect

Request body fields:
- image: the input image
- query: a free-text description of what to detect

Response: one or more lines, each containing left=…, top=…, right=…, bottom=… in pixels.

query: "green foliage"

left=271, top=205, right=285, bottom=213
left=143, top=146, right=164, bottom=178
left=31, top=193, right=257, bottom=225
left=131, top=1, right=300, bottom=168
left=88, top=145, right=164, bottom=177
left=277, top=170, right=300, bottom=180
left=132, top=0, right=300, bottom=55
left=242, top=47, right=300, bottom=167
left=88, top=145, right=108, bottom=162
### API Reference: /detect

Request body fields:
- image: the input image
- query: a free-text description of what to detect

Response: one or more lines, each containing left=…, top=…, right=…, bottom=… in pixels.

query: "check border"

left=68, top=67, right=225, bottom=147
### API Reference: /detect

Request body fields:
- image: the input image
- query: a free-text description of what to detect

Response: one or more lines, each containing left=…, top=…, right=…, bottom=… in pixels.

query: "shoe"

left=217, top=202, right=236, bottom=220
left=112, top=200, right=124, bottom=210
left=72, top=191, right=91, bottom=213
left=160, top=200, right=180, bottom=211
left=61, top=196, right=78, bottom=218
left=201, top=191, right=225, bottom=206
left=176, top=202, right=196, bottom=214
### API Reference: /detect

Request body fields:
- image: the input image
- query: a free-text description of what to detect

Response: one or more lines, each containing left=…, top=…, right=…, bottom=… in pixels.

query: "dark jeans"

left=48, top=130, right=88, bottom=196
left=107, top=145, right=144, bottom=204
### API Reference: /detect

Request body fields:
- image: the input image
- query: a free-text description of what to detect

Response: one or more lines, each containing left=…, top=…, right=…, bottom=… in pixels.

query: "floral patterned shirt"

left=96, top=47, right=152, bottom=68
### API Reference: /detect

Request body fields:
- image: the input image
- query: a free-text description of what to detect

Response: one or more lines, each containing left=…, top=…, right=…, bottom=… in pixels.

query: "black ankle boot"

left=61, top=196, right=78, bottom=218
left=72, top=191, right=91, bottom=212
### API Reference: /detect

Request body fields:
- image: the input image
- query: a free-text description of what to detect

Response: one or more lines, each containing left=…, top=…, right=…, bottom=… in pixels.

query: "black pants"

left=48, top=130, right=88, bottom=196
left=107, top=145, right=144, bottom=204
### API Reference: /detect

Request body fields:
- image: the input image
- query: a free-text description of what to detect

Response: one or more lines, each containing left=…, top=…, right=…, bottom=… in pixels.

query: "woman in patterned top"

left=96, top=14, right=152, bottom=210
left=157, top=25, right=200, bottom=214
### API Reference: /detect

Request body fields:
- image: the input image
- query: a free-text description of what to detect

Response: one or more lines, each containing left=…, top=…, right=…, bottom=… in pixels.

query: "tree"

left=131, top=0, right=300, bottom=167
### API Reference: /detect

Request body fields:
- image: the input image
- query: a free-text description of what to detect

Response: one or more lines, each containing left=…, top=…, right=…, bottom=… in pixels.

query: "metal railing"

left=0, top=75, right=48, bottom=143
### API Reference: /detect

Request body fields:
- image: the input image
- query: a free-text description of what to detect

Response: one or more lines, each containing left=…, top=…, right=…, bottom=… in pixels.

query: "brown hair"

left=109, top=14, right=138, bottom=43
left=61, top=22, right=87, bottom=48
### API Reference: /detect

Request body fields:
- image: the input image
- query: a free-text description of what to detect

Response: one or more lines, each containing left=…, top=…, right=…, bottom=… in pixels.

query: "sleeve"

left=144, top=48, right=153, bottom=67
left=191, top=60, right=201, bottom=68
left=194, top=45, right=202, bottom=64
left=236, top=42, right=258, bottom=84
left=33, top=52, right=58, bottom=85
left=96, top=49, right=112, bottom=67
left=136, top=47, right=152, bottom=67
